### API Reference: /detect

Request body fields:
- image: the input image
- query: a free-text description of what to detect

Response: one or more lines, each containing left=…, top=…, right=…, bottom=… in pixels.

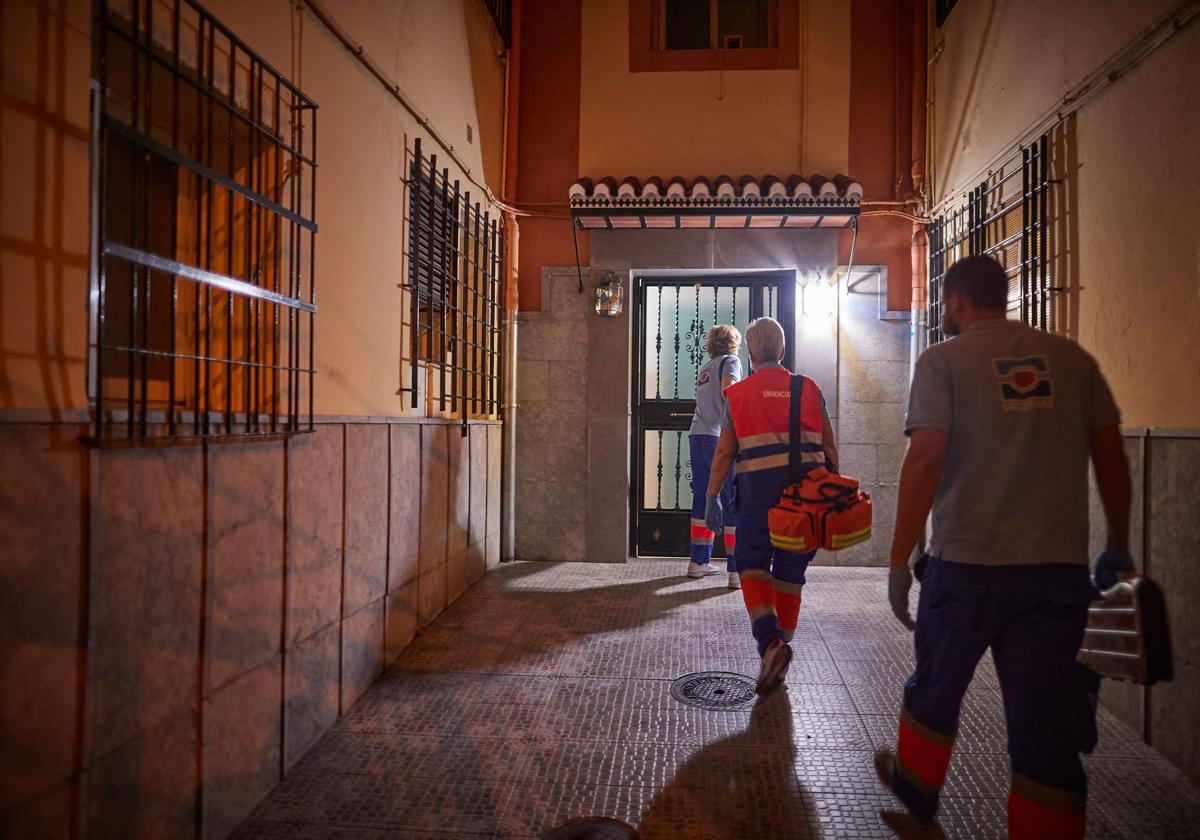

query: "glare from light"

left=802, top=280, right=836, bottom=319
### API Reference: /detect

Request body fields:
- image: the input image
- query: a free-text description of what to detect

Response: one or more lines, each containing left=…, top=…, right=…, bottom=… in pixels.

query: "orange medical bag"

left=767, top=375, right=872, bottom=553
left=769, top=466, right=873, bottom=552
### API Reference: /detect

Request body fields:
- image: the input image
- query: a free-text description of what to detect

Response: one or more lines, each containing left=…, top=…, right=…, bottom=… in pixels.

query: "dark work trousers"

left=893, top=556, right=1100, bottom=837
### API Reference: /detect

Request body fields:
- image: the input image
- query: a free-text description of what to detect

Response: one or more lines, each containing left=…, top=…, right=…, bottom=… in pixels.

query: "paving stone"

left=234, top=560, right=1200, bottom=839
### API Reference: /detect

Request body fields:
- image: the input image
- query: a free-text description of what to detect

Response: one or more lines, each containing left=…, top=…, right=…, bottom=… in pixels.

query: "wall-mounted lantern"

left=594, top=278, right=625, bottom=317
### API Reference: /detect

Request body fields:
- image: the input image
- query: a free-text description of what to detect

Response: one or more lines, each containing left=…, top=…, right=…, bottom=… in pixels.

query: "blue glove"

left=1094, top=548, right=1134, bottom=591
left=704, top=494, right=724, bottom=535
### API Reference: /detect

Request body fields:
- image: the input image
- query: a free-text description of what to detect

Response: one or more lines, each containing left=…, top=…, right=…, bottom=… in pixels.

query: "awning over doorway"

left=569, top=174, right=862, bottom=230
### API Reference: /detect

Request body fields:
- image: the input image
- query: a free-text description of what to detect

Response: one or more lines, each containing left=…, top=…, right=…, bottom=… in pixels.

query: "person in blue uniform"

left=687, top=325, right=742, bottom=587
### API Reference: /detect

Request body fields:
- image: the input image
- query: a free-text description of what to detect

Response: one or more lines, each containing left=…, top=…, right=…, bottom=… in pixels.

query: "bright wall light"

left=802, top=280, right=836, bottom=319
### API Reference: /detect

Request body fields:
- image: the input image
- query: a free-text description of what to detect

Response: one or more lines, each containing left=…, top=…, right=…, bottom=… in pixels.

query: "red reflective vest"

left=724, top=366, right=826, bottom=509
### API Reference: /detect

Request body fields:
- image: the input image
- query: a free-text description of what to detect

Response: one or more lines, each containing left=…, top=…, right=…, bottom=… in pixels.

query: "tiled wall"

left=0, top=418, right=501, bottom=838
left=1089, top=430, right=1200, bottom=785
left=817, top=270, right=911, bottom=567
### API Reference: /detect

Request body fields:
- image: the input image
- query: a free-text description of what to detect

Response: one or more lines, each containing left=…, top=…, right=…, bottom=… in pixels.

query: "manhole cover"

left=670, top=671, right=756, bottom=710
left=539, top=816, right=640, bottom=839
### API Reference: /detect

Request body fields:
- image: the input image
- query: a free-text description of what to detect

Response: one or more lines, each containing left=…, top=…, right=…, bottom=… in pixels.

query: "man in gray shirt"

left=875, top=256, right=1133, bottom=839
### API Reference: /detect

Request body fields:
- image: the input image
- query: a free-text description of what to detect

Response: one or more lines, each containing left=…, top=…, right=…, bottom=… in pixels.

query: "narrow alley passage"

left=232, top=561, right=1200, bottom=839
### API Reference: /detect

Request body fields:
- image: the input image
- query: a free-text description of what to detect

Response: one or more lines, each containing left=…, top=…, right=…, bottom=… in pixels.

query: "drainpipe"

left=500, top=0, right=522, bottom=562
left=910, top=0, right=929, bottom=373
left=501, top=215, right=520, bottom=561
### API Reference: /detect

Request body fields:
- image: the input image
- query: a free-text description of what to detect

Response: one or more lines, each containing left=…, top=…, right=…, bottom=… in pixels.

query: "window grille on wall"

left=403, top=138, right=503, bottom=431
left=482, top=0, right=513, bottom=48
left=926, top=134, right=1054, bottom=346
left=90, top=0, right=317, bottom=443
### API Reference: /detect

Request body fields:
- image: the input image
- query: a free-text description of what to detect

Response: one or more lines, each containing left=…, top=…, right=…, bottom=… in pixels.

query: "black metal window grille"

left=927, top=133, right=1053, bottom=345
left=936, top=0, right=961, bottom=28
left=483, top=0, right=513, bottom=48
left=90, top=0, right=317, bottom=443
left=403, top=138, right=503, bottom=430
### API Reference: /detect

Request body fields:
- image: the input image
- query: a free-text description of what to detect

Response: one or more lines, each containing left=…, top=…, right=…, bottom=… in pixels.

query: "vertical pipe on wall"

left=500, top=214, right=519, bottom=560
left=499, top=0, right=521, bottom=561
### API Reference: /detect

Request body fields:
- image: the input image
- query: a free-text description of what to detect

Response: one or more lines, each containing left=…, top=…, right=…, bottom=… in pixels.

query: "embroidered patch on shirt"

left=698, top=370, right=711, bottom=385
left=994, top=356, right=1055, bottom=411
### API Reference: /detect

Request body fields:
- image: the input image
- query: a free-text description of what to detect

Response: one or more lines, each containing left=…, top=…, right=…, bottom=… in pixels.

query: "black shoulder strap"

left=789, top=374, right=804, bottom=483
left=717, top=355, right=728, bottom=383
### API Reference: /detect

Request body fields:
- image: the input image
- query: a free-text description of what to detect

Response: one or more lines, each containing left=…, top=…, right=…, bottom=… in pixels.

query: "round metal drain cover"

left=539, top=816, right=640, bottom=839
left=670, top=671, right=756, bottom=710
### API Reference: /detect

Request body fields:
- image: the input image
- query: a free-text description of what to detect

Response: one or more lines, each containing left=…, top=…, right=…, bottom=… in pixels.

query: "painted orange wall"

left=842, top=0, right=921, bottom=312
left=577, top=0, right=850, bottom=183
left=514, top=0, right=921, bottom=312
left=0, top=0, right=508, bottom=415
left=514, top=0, right=586, bottom=312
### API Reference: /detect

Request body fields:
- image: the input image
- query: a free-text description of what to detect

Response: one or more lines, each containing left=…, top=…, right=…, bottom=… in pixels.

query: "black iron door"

left=630, top=274, right=795, bottom=557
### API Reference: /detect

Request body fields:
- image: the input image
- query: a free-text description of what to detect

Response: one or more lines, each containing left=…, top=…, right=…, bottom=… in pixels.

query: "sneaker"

left=728, top=572, right=741, bottom=590
left=687, top=562, right=721, bottom=578
left=755, top=637, right=792, bottom=695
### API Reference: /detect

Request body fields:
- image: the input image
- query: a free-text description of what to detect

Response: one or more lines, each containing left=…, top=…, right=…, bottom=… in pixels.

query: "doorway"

left=630, top=273, right=796, bottom=557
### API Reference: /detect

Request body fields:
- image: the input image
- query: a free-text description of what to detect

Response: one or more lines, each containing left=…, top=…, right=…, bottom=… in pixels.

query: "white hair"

left=745, top=317, right=785, bottom=365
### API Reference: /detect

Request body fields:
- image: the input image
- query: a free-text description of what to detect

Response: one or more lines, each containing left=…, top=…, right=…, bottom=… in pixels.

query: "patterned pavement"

left=234, top=560, right=1200, bottom=839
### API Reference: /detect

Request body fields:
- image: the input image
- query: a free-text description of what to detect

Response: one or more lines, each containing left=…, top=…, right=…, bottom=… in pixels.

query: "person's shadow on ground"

left=635, top=691, right=818, bottom=839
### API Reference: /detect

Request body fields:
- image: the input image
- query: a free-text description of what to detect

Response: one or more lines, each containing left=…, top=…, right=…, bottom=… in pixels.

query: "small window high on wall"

left=662, top=0, right=771, bottom=51
left=630, top=0, right=799, bottom=72
left=89, top=0, right=317, bottom=443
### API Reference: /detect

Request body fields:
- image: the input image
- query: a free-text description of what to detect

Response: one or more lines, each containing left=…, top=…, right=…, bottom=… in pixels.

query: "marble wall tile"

left=340, top=598, right=384, bottom=714
left=517, top=319, right=583, bottom=362
left=206, top=440, right=284, bottom=694
left=384, top=580, right=419, bottom=664
left=283, top=620, right=339, bottom=772
left=90, top=445, right=204, bottom=759
left=447, top=426, right=471, bottom=564
left=1147, top=436, right=1200, bottom=783
left=0, top=425, right=85, bottom=808
left=418, top=565, right=448, bottom=628
left=202, top=656, right=282, bottom=840
left=835, top=402, right=907, bottom=447
left=838, top=360, right=911, bottom=404
left=876, top=442, right=907, bottom=486
left=286, top=427, right=344, bottom=646
left=517, top=359, right=549, bottom=402
left=87, top=708, right=197, bottom=839
left=469, top=425, right=488, bottom=553
left=343, top=425, right=388, bottom=616
left=486, top=424, right=502, bottom=568
left=388, top=424, right=421, bottom=590
left=837, top=444, right=878, bottom=483
left=585, top=421, right=631, bottom=563
left=419, top=425, right=449, bottom=577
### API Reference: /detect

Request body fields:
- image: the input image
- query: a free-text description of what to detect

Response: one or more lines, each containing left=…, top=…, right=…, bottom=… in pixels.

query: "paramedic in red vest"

left=878, top=255, right=1132, bottom=839
left=704, top=316, right=840, bottom=694
left=686, top=325, right=742, bottom=586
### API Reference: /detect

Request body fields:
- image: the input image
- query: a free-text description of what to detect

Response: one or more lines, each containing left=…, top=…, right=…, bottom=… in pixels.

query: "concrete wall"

left=0, top=417, right=501, bottom=838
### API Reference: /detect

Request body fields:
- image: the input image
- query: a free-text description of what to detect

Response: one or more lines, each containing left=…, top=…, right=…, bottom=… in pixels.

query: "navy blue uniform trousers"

left=897, top=556, right=1100, bottom=820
